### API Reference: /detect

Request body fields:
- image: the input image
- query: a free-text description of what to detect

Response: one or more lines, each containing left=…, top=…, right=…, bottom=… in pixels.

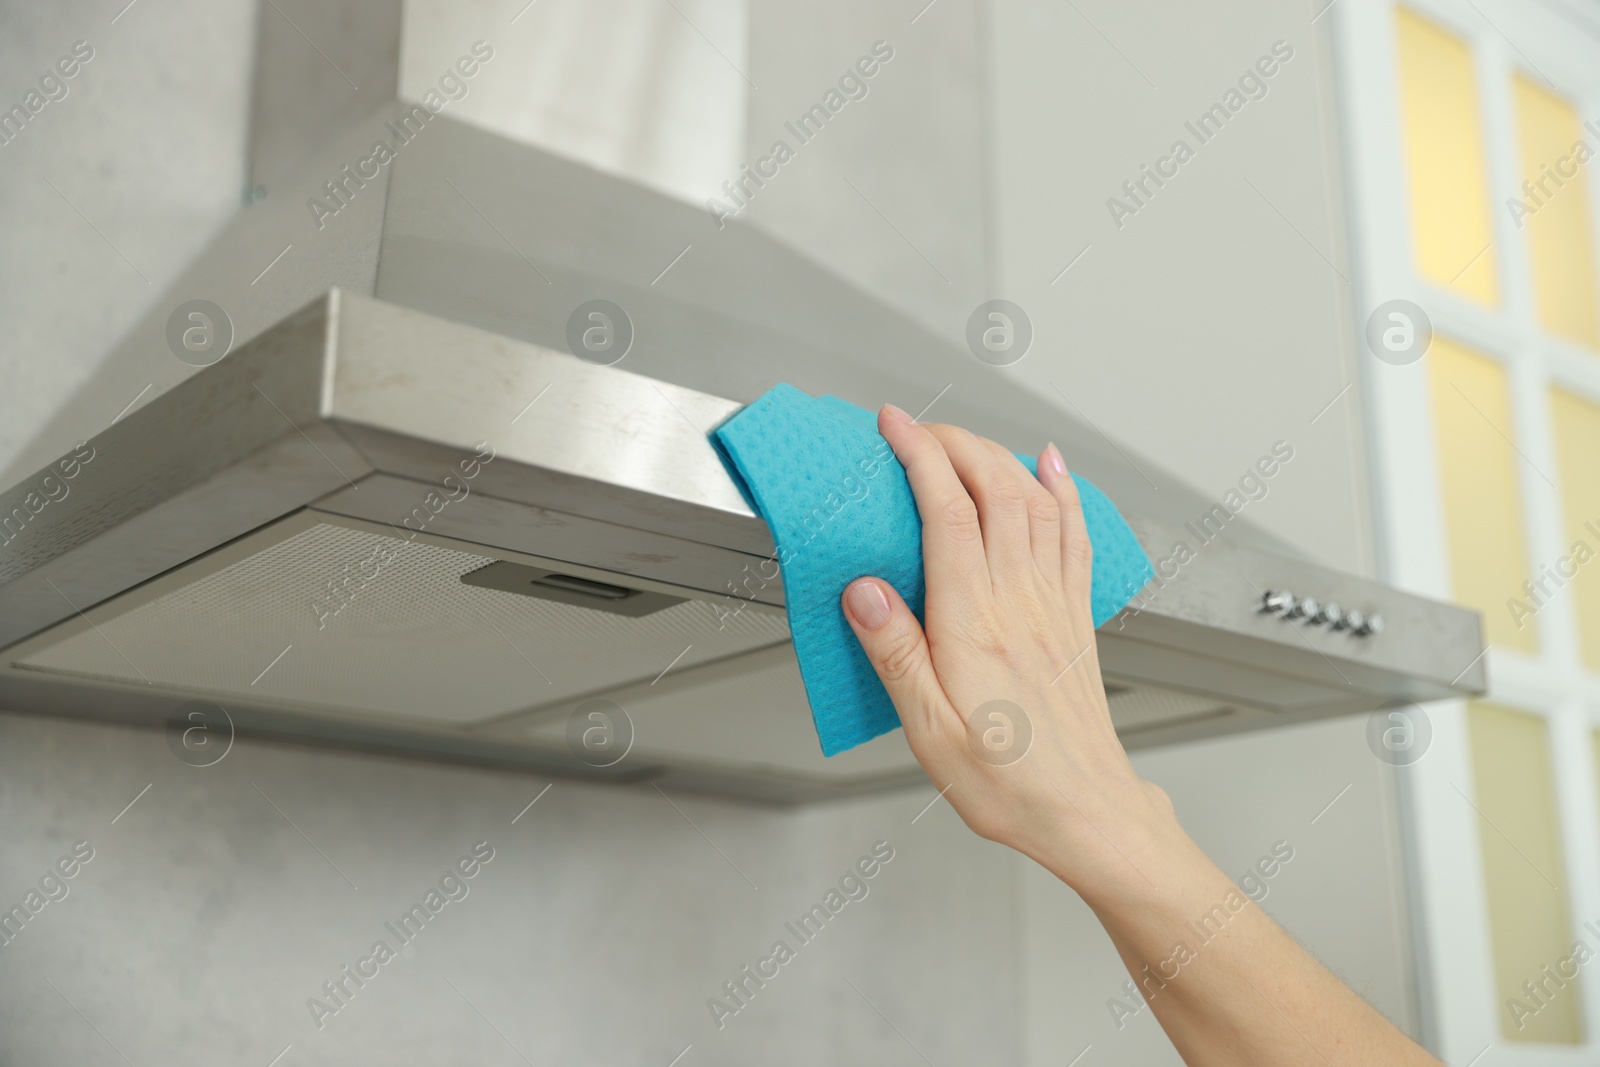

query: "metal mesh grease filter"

left=1104, top=685, right=1248, bottom=733
left=20, top=522, right=790, bottom=725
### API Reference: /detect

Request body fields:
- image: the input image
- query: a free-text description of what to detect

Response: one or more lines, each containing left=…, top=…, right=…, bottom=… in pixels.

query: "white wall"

left=987, top=0, right=1372, bottom=575
left=740, top=0, right=1373, bottom=575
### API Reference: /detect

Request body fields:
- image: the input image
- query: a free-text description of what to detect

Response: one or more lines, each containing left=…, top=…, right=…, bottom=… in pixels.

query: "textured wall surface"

left=0, top=0, right=256, bottom=486
left=0, top=711, right=1024, bottom=1066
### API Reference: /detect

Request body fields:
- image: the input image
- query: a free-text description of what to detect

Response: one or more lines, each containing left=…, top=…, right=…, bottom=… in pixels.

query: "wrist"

left=1033, top=779, right=1199, bottom=909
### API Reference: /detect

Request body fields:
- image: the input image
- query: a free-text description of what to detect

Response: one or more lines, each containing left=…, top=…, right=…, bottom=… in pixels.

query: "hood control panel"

left=1261, top=589, right=1383, bottom=636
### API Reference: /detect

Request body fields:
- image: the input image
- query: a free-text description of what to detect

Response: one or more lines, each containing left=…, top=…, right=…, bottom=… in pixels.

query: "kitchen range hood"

left=0, top=2, right=1486, bottom=803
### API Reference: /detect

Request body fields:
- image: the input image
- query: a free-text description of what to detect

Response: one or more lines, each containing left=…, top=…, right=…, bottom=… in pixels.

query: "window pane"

left=1553, top=389, right=1600, bottom=668
left=1468, top=703, right=1578, bottom=1043
left=1394, top=7, right=1499, bottom=304
left=1428, top=339, right=1537, bottom=652
left=1512, top=76, right=1600, bottom=348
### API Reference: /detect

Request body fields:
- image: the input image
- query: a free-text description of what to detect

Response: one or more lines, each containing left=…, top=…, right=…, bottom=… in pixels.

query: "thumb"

left=841, top=577, right=950, bottom=740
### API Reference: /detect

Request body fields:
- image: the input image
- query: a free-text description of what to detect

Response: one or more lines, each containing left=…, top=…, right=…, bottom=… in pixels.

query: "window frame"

left=1332, top=0, right=1600, bottom=1059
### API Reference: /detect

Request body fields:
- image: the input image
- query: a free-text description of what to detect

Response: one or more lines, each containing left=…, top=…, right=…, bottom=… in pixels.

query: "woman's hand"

left=842, top=404, right=1446, bottom=1067
left=840, top=404, right=1177, bottom=900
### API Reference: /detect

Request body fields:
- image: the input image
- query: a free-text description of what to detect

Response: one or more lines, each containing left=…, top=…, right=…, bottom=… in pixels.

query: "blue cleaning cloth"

left=711, top=384, right=1154, bottom=757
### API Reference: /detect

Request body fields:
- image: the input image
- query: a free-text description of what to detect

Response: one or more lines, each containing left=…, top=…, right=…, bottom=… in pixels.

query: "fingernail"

left=882, top=403, right=914, bottom=425
left=845, top=579, right=892, bottom=629
left=1042, top=442, right=1067, bottom=478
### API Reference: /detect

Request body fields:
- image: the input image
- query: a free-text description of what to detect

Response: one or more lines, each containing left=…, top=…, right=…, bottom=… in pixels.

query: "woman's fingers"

left=1036, top=443, right=1094, bottom=583
left=876, top=405, right=1086, bottom=606
left=877, top=406, right=992, bottom=603
left=841, top=577, right=954, bottom=742
left=920, top=424, right=1038, bottom=589
left=985, top=437, right=1062, bottom=588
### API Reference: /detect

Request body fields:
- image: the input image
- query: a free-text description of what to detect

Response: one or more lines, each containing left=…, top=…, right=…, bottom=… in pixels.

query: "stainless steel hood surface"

left=0, top=290, right=1485, bottom=803
left=0, top=0, right=1485, bottom=802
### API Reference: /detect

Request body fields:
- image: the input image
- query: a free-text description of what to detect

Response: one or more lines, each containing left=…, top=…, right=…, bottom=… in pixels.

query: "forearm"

left=1045, top=813, right=1442, bottom=1067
